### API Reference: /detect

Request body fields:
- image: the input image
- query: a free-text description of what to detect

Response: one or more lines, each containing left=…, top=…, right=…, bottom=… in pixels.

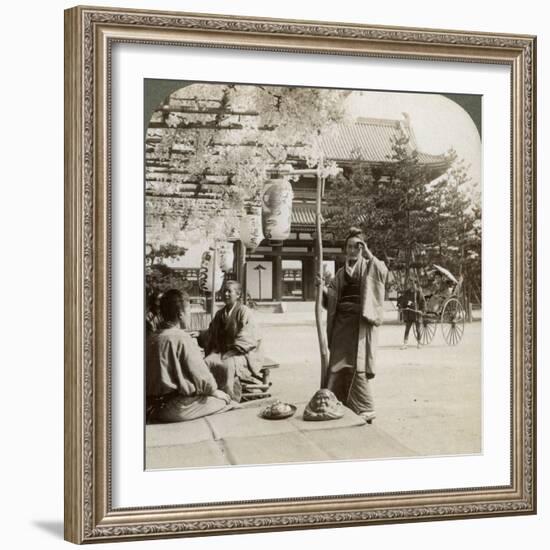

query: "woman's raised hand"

left=358, top=240, right=373, bottom=259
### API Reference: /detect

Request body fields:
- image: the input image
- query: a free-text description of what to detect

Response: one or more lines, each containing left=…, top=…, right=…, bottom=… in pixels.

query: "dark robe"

left=325, top=255, right=388, bottom=376
left=323, top=255, right=388, bottom=416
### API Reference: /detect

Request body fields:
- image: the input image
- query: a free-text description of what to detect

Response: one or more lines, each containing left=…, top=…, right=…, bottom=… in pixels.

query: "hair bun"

left=344, top=227, right=364, bottom=244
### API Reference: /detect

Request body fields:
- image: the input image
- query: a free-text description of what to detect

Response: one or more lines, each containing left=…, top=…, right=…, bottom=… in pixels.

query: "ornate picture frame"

left=64, top=5, right=536, bottom=544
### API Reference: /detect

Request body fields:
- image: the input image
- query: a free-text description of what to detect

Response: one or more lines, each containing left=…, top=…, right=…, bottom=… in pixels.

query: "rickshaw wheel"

left=415, top=315, right=436, bottom=345
left=440, top=297, right=465, bottom=346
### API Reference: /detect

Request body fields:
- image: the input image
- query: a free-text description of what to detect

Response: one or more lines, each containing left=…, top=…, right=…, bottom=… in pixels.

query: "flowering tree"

left=145, top=83, right=350, bottom=251
left=325, top=127, right=437, bottom=260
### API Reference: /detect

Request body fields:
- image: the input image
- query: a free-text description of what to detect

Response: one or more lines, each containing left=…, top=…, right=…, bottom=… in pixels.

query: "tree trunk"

left=315, top=174, right=330, bottom=388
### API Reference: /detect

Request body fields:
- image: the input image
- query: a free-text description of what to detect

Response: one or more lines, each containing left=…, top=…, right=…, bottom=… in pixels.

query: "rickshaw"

left=415, top=264, right=466, bottom=346
left=395, top=263, right=466, bottom=347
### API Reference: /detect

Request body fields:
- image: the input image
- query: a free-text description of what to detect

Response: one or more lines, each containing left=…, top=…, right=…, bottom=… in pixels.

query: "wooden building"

left=146, top=89, right=449, bottom=303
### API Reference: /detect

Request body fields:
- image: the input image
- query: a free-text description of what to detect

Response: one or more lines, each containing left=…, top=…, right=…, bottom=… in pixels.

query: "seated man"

left=146, top=289, right=237, bottom=423
left=204, top=281, right=263, bottom=402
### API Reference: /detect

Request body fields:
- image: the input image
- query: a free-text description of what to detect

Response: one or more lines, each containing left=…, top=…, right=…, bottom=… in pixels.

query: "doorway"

left=282, top=259, right=303, bottom=300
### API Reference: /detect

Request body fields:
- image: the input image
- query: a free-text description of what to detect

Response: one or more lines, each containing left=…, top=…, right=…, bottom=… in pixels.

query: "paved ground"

left=146, top=314, right=481, bottom=470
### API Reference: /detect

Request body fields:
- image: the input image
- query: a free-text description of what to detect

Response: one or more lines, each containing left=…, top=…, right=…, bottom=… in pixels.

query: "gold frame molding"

left=64, top=5, right=537, bottom=544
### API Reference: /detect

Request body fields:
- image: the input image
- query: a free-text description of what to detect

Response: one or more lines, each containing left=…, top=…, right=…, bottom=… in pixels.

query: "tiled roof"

left=319, top=119, right=446, bottom=165
left=291, top=205, right=336, bottom=228
left=292, top=206, right=318, bottom=226
left=291, top=204, right=436, bottom=230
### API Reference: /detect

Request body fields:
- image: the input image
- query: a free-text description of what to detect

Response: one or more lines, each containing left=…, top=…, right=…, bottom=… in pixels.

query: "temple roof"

left=290, top=204, right=436, bottom=231
left=319, top=118, right=446, bottom=166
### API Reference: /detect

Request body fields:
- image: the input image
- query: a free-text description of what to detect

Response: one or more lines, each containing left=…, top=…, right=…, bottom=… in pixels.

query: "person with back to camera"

left=318, top=227, right=388, bottom=423
left=146, top=289, right=237, bottom=423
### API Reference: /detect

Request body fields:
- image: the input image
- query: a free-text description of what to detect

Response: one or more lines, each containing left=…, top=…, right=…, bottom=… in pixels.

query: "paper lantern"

left=240, top=206, right=264, bottom=251
left=261, top=178, right=294, bottom=243
left=199, top=248, right=224, bottom=293
left=217, top=242, right=235, bottom=272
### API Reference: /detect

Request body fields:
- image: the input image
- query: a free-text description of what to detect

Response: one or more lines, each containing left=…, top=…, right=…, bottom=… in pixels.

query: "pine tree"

left=325, top=126, right=434, bottom=268
left=324, top=128, right=481, bottom=303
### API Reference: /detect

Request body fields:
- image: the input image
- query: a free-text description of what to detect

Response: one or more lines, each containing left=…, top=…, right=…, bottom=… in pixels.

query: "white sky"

left=345, top=91, right=481, bottom=188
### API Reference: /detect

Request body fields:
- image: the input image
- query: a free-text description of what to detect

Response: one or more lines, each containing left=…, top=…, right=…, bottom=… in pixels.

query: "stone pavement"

left=146, top=313, right=482, bottom=470
left=146, top=402, right=414, bottom=469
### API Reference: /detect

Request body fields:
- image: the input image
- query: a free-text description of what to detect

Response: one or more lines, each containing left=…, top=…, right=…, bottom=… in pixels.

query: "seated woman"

left=426, top=275, right=453, bottom=313
left=146, top=289, right=238, bottom=423
left=204, top=281, right=263, bottom=402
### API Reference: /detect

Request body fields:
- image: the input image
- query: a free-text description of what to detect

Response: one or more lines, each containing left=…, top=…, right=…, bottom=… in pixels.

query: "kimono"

left=146, top=324, right=234, bottom=423
left=324, top=255, right=388, bottom=415
left=427, top=284, right=452, bottom=313
left=204, top=303, right=263, bottom=401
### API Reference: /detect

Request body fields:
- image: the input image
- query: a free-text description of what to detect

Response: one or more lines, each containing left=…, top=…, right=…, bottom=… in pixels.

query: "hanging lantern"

left=240, top=206, right=264, bottom=251
left=199, top=248, right=224, bottom=293
left=261, top=178, right=294, bottom=244
left=217, top=242, right=235, bottom=272
left=223, top=214, right=240, bottom=241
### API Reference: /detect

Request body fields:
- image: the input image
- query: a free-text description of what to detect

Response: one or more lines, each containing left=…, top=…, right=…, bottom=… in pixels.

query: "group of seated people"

left=145, top=281, right=263, bottom=423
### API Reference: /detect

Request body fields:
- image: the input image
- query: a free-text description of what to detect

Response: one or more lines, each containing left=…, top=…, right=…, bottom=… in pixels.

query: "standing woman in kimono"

left=320, top=227, right=388, bottom=422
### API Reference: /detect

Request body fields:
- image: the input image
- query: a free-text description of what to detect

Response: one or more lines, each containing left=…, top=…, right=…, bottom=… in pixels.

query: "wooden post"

left=234, top=240, right=241, bottom=281
left=241, top=241, right=248, bottom=305
left=302, top=256, right=314, bottom=301
left=465, top=288, right=473, bottom=323
left=315, top=172, right=329, bottom=388
left=210, top=246, right=217, bottom=319
left=235, top=240, right=248, bottom=304
left=254, top=264, right=267, bottom=300
left=272, top=245, right=283, bottom=302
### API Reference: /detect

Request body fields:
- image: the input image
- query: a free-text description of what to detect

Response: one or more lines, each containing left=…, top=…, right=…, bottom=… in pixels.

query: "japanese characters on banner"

left=199, top=248, right=224, bottom=293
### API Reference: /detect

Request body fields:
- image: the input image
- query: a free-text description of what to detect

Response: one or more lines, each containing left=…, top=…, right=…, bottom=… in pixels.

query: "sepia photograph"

left=144, top=80, right=482, bottom=470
